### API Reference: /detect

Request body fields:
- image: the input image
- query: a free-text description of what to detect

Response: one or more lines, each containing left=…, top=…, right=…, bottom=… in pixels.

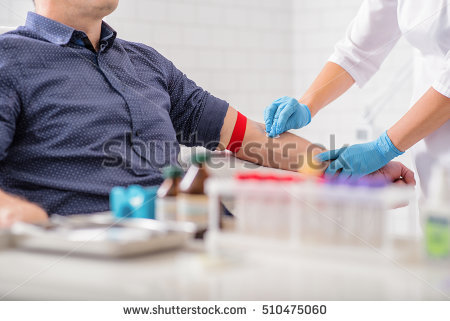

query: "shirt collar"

left=98, top=22, right=117, bottom=50
left=25, top=11, right=117, bottom=49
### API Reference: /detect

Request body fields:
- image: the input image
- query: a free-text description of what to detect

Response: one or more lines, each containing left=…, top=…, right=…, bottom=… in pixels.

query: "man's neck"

left=36, top=6, right=103, bottom=51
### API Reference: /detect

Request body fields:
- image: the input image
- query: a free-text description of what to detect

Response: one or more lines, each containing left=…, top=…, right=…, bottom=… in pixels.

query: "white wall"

left=1, top=0, right=415, bottom=150
left=0, top=0, right=32, bottom=27
left=106, top=0, right=295, bottom=123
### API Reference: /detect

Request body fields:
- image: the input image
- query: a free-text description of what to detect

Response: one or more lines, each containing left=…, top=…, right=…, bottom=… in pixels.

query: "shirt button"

left=135, top=130, right=142, bottom=137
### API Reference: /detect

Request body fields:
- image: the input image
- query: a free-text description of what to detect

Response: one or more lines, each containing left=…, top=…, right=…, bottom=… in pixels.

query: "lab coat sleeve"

left=328, top=0, right=402, bottom=87
left=432, top=51, right=450, bottom=98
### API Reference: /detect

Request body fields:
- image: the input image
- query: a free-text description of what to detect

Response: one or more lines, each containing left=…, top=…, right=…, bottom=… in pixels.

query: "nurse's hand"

left=316, top=131, right=404, bottom=179
left=264, top=96, right=311, bottom=138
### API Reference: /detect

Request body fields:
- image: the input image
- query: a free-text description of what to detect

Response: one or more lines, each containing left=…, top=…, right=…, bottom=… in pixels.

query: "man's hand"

left=367, top=161, right=416, bottom=185
left=0, top=191, right=48, bottom=228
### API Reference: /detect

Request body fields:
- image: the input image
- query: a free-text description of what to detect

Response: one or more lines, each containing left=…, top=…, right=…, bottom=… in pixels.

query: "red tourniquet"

left=226, top=112, right=247, bottom=153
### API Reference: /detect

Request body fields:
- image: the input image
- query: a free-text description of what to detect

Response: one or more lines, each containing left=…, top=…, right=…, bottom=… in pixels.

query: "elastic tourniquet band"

left=226, top=112, right=247, bottom=153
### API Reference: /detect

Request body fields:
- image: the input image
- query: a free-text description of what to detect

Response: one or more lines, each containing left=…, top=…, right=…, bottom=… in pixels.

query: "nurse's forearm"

left=388, top=87, right=450, bottom=152
left=299, top=62, right=355, bottom=117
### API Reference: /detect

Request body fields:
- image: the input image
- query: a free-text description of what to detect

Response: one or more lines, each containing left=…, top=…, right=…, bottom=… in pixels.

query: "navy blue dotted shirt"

left=0, top=12, right=229, bottom=215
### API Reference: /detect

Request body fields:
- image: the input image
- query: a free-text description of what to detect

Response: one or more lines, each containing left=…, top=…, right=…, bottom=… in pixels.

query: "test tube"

left=245, top=176, right=265, bottom=236
left=275, top=179, right=294, bottom=240
left=363, top=179, right=387, bottom=248
left=234, top=175, right=255, bottom=234
left=324, top=178, right=353, bottom=245
left=302, top=179, right=323, bottom=243
left=258, top=176, right=283, bottom=238
left=320, top=179, right=344, bottom=245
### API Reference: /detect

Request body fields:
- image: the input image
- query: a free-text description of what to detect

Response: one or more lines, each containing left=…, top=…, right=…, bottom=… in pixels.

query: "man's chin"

left=87, top=0, right=119, bottom=18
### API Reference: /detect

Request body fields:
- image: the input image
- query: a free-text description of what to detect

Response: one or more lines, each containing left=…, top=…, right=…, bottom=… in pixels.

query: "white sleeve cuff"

left=328, top=53, right=371, bottom=88
left=432, top=81, right=450, bottom=98
left=432, top=54, right=450, bottom=98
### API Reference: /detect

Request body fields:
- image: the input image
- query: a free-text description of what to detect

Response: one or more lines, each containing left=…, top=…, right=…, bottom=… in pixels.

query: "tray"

left=11, top=213, right=196, bottom=258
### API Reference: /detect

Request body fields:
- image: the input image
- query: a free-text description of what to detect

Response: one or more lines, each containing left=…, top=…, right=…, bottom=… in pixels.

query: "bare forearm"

left=236, top=121, right=326, bottom=172
left=299, top=62, right=355, bottom=117
left=218, top=106, right=325, bottom=172
left=388, top=87, right=450, bottom=151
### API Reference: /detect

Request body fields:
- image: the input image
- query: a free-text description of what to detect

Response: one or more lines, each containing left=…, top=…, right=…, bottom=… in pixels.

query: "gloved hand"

left=264, top=96, right=311, bottom=138
left=315, top=131, right=404, bottom=179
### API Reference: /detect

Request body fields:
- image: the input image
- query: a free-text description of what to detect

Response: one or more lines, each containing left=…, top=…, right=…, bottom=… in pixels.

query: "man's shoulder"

left=0, top=27, right=40, bottom=55
left=115, top=38, right=170, bottom=64
left=0, top=28, right=45, bottom=84
left=0, top=30, right=25, bottom=69
left=115, top=38, right=157, bottom=53
left=0, top=30, right=21, bottom=48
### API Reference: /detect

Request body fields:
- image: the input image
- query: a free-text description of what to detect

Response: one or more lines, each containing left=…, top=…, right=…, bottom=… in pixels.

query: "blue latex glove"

left=315, top=131, right=404, bottom=179
left=264, top=96, right=311, bottom=137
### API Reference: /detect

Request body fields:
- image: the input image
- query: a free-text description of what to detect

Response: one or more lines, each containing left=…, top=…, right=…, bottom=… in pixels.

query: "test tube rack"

left=206, top=173, right=421, bottom=263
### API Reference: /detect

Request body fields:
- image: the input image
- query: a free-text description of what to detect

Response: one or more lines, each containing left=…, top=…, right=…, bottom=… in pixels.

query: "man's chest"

left=16, top=48, right=177, bottom=147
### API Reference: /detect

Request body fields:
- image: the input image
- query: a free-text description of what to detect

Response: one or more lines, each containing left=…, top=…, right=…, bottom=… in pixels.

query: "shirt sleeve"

left=0, top=65, right=20, bottom=162
left=167, top=62, right=229, bottom=150
left=328, top=0, right=402, bottom=87
left=432, top=51, right=450, bottom=98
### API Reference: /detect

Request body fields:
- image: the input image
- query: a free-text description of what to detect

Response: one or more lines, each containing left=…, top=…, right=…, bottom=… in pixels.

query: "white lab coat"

left=328, top=0, right=450, bottom=199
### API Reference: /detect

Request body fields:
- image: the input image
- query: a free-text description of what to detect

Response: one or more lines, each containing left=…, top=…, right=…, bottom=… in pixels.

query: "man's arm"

left=217, top=106, right=416, bottom=185
left=0, top=50, right=46, bottom=227
left=0, top=190, right=48, bottom=228
left=217, top=106, right=326, bottom=172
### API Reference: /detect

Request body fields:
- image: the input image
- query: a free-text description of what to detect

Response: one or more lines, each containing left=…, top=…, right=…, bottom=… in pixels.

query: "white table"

left=0, top=239, right=449, bottom=300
